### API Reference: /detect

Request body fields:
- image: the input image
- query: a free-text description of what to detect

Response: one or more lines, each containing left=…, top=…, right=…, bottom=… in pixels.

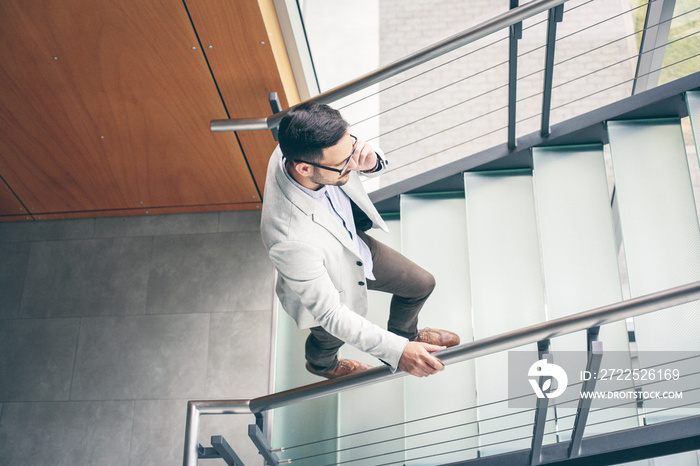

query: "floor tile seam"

left=207, top=309, right=274, bottom=316
left=125, top=400, right=137, bottom=466
left=139, top=308, right=275, bottom=318
left=267, top=282, right=280, bottom=398
left=15, top=240, right=34, bottom=319
left=0, top=315, right=85, bottom=323
left=0, top=398, right=192, bottom=405
left=0, top=220, right=97, bottom=244
left=93, top=229, right=241, bottom=239
left=65, top=313, right=212, bottom=403
left=203, top=312, right=215, bottom=398
left=3, top=228, right=261, bottom=245
left=3, top=310, right=270, bottom=321
left=134, top=230, right=262, bottom=247
left=68, top=317, right=83, bottom=402
left=143, top=235, right=156, bottom=316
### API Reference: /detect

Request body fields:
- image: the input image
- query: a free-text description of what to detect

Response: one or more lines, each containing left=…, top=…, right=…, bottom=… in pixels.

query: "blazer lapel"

left=310, top=203, right=360, bottom=257
left=272, top=147, right=361, bottom=257
left=342, top=173, right=389, bottom=232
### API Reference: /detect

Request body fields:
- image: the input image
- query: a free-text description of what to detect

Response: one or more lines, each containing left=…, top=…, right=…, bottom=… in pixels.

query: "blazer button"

left=356, top=261, right=363, bottom=267
left=358, top=281, right=365, bottom=286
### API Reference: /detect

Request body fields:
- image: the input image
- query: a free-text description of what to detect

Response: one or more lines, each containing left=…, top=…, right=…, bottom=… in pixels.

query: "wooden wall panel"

left=185, top=0, right=300, bottom=195
left=0, top=0, right=261, bottom=217
left=0, top=177, right=30, bottom=219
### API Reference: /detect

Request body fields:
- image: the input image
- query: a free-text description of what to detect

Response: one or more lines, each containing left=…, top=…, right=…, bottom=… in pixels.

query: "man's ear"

left=293, top=162, right=314, bottom=178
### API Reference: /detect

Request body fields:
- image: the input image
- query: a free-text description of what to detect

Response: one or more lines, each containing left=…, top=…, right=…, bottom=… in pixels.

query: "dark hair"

left=278, top=102, right=348, bottom=164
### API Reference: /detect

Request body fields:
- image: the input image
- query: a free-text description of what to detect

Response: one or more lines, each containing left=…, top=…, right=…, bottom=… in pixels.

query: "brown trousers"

left=305, top=231, right=436, bottom=371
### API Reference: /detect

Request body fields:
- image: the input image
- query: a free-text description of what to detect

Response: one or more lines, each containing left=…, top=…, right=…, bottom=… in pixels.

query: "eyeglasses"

left=294, top=135, right=357, bottom=176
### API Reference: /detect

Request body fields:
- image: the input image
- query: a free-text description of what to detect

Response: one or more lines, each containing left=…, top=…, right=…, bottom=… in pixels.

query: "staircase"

left=268, top=92, right=700, bottom=465
left=184, top=1, right=700, bottom=464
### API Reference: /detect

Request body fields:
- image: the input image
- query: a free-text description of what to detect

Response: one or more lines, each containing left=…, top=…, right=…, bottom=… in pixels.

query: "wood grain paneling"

left=0, top=0, right=261, bottom=217
left=185, top=0, right=299, bottom=195
left=0, top=177, right=29, bottom=217
left=258, top=0, right=301, bottom=106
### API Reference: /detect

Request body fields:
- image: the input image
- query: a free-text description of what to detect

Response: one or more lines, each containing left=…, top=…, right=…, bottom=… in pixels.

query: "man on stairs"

left=261, top=102, right=460, bottom=379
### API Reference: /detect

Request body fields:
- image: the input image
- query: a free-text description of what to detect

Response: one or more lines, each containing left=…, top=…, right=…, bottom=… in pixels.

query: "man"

left=261, top=102, right=460, bottom=379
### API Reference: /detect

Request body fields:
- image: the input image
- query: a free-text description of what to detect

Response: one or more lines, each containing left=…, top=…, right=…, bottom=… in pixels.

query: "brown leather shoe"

left=413, top=328, right=460, bottom=348
left=305, top=359, right=372, bottom=379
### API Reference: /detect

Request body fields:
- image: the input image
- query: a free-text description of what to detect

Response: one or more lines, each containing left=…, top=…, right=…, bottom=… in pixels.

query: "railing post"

left=183, top=401, right=201, bottom=466
left=197, top=436, right=246, bottom=466
left=541, top=4, right=564, bottom=137
left=508, top=0, right=523, bottom=150
left=633, top=0, right=677, bottom=94
left=568, top=338, right=604, bottom=457
left=182, top=400, right=252, bottom=466
left=269, top=92, right=282, bottom=141
left=210, top=0, right=570, bottom=133
left=248, top=424, right=285, bottom=465
left=530, top=340, right=552, bottom=465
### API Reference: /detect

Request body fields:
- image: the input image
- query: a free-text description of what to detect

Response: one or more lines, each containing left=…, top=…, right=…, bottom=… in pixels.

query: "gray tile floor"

left=0, top=211, right=274, bottom=465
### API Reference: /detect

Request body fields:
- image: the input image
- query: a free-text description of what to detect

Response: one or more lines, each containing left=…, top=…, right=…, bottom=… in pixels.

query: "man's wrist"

left=362, top=154, right=383, bottom=174
left=362, top=159, right=379, bottom=174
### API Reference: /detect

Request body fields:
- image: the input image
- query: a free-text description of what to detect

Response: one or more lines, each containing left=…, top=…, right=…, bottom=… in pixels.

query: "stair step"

left=608, top=119, right=700, bottom=434
left=270, top=114, right=700, bottom=463
left=337, top=218, right=407, bottom=465
left=464, top=170, right=546, bottom=457
left=533, top=145, right=638, bottom=439
left=608, top=119, right=700, bottom=352
left=400, top=193, right=477, bottom=464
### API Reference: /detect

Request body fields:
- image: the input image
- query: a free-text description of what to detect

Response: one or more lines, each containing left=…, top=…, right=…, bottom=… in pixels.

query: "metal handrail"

left=209, top=0, right=569, bottom=133
left=183, top=280, right=700, bottom=465
left=250, top=280, right=700, bottom=412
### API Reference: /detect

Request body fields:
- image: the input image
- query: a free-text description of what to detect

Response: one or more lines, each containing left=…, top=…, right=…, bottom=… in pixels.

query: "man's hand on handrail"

left=399, top=341, right=446, bottom=377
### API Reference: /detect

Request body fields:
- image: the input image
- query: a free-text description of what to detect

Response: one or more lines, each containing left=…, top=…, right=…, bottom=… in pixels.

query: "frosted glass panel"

left=533, top=146, right=623, bottom=322
left=533, top=145, right=638, bottom=437
left=608, top=120, right=700, bottom=353
left=401, top=194, right=477, bottom=463
left=687, top=91, right=700, bottom=159
left=464, top=170, right=546, bottom=335
left=272, top=306, right=339, bottom=463
left=464, top=170, right=546, bottom=456
left=608, top=120, right=700, bottom=426
left=338, top=218, right=406, bottom=465
left=274, top=223, right=405, bottom=463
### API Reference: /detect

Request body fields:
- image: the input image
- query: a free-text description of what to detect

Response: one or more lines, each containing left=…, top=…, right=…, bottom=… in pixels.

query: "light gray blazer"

left=260, top=146, right=408, bottom=370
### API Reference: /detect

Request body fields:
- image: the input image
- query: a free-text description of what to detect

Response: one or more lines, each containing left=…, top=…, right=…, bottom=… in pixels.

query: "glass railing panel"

left=245, top=0, right=700, bottom=195
left=245, top=283, right=700, bottom=466
left=658, top=0, right=700, bottom=87
left=272, top=307, right=339, bottom=463
left=608, top=119, right=700, bottom=426
left=336, top=218, right=407, bottom=465
left=368, top=35, right=511, bottom=189
left=547, top=0, right=647, bottom=126
left=532, top=145, right=640, bottom=442
left=687, top=90, right=700, bottom=165
left=400, top=193, right=477, bottom=463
